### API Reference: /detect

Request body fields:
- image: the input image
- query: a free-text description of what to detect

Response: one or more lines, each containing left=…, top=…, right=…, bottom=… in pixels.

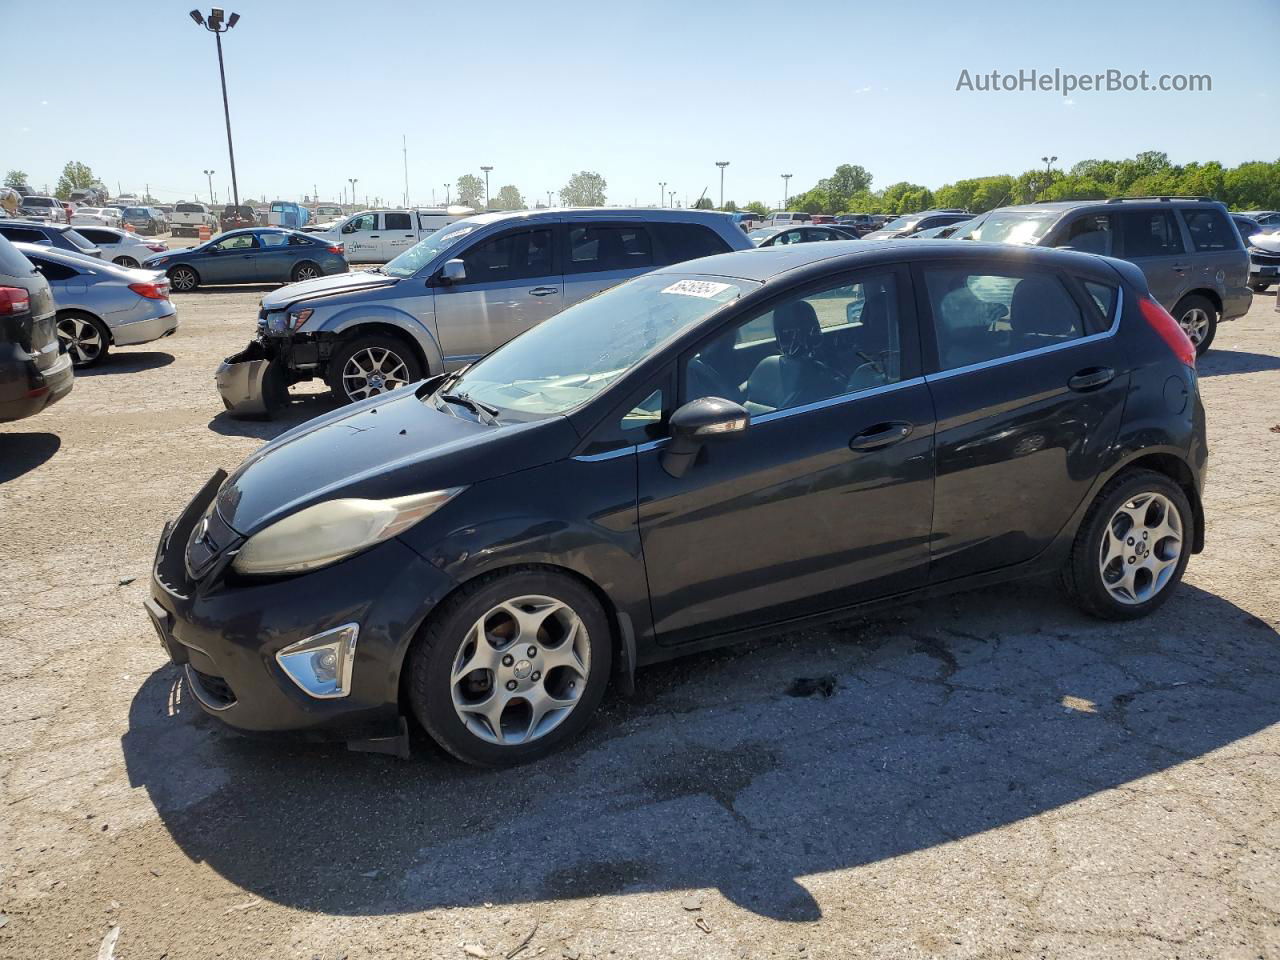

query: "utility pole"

left=480, top=166, right=493, bottom=210
left=716, top=161, right=729, bottom=210
left=781, top=173, right=792, bottom=209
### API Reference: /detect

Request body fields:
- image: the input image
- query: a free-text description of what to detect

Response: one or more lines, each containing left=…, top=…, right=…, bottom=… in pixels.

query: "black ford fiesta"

left=147, top=240, right=1206, bottom=766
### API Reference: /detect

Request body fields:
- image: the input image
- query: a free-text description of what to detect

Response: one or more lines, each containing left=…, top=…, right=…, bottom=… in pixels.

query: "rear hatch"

left=0, top=240, right=59, bottom=370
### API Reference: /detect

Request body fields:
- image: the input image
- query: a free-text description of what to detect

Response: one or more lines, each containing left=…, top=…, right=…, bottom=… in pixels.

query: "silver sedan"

left=14, top=242, right=179, bottom=368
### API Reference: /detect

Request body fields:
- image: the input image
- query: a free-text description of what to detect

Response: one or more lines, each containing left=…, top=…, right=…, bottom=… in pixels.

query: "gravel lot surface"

left=1, top=272, right=1277, bottom=960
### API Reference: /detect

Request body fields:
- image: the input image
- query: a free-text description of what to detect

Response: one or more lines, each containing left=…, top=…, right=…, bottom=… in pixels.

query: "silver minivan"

left=217, top=208, right=752, bottom=414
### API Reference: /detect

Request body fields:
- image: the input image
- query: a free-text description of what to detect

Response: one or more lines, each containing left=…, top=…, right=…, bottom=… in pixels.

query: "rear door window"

left=383, top=212, right=413, bottom=231
left=651, top=223, right=731, bottom=265
left=1118, top=211, right=1185, bottom=257
left=566, top=224, right=654, bottom=274
left=1181, top=209, right=1238, bottom=251
left=923, top=268, right=1085, bottom=371
left=457, top=228, right=554, bottom=284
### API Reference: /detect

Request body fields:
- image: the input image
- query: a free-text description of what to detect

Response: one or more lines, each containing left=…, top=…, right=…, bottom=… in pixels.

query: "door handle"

left=1172, top=262, right=1189, bottom=273
left=849, top=421, right=912, bottom=451
left=369, top=234, right=380, bottom=238
left=1068, top=367, right=1115, bottom=391
left=528, top=286, right=558, bottom=296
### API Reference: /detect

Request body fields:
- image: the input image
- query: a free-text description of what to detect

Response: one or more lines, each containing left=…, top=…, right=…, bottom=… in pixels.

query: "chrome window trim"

left=752, top=376, right=927, bottom=425
left=571, top=436, right=668, bottom=462
left=925, top=286, right=1122, bottom=383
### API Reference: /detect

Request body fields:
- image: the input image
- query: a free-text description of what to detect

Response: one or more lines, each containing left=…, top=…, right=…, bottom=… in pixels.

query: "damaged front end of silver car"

left=216, top=340, right=288, bottom=419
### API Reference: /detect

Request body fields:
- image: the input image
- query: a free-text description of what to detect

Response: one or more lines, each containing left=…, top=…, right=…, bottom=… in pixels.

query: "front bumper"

left=145, top=473, right=457, bottom=740
left=215, top=339, right=287, bottom=418
left=112, top=305, right=179, bottom=347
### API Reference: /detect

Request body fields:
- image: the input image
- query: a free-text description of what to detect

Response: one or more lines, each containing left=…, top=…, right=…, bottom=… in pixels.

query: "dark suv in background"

left=0, top=234, right=74, bottom=422
left=0, top=220, right=103, bottom=259
left=954, top=197, right=1251, bottom=353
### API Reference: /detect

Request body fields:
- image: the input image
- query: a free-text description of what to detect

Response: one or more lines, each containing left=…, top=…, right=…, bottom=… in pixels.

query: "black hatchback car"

left=147, top=240, right=1206, bottom=765
left=0, top=234, right=74, bottom=422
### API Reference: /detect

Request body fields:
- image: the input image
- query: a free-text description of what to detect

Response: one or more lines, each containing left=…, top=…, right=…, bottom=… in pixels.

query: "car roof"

left=453, top=207, right=737, bottom=229
left=650, top=238, right=1123, bottom=284
left=12, top=242, right=125, bottom=271
left=0, top=218, right=71, bottom=233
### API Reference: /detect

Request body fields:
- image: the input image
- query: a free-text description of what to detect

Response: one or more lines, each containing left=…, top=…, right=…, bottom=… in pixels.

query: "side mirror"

left=661, top=396, right=749, bottom=478
left=438, top=259, right=466, bottom=284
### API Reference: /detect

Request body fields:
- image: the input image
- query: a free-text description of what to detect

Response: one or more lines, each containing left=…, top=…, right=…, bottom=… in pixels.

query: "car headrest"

left=774, top=300, right=822, bottom=357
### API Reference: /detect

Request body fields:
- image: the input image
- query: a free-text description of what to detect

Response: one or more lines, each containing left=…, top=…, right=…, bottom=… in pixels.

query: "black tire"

left=167, top=265, right=200, bottom=292
left=1171, top=294, right=1217, bottom=355
left=113, top=255, right=140, bottom=268
left=407, top=568, right=613, bottom=766
left=1061, top=469, right=1193, bottom=621
left=56, top=311, right=111, bottom=368
left=325, top=332, right=423, bottom=404
left=1250, top=280, right=1272, bottom=293
left=291, top=260, right=322, bottom=283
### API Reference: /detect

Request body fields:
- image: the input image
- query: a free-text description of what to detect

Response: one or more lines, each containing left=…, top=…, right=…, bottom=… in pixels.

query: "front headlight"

left=231, top=487, right=464, bottom=576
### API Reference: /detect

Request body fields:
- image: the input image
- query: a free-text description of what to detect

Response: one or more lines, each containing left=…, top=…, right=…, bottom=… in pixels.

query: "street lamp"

left=202, top=169, right=216, bottom=207
left=348, top=178, right=359, bottom=208
left=715, top=161, right=729, bottom=210
left=668, top=191, right=676, bottom=208
left=480, top=165, right=493, bottom=210
left=189, top=9, right=242, bottom=211
left=658, top=181, right=667, bottom=207
left=443, top=183, right=451, bottom=205
left=781, top=173, right=792, bottom=209
left=1042, top=155, right=1058, bottom=173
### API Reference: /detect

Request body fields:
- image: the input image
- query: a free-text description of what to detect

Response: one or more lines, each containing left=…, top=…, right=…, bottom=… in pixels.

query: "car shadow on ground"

left=1197, top=348, right=1280, bottom=377
left=205, top=394, right=337, bottom=441
left=78, top=351, right=175, bottom=376
left=0, top=432, right=61, bottom=482
left=170, top=284, right=280, bottom=297
left=122, top=581, right=1280, bottom=922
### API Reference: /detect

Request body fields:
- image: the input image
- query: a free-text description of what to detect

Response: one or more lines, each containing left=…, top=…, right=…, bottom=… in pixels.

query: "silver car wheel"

left=450, top=595, right=591, bottom=746
left=341, top=346, right=410, bottom=400
left=170, top=267, right=197, bottom=292
left=1098, top=492, right=1183, bottom=605
left=1178, top=307, right=1210, bottom=345
left=294, top=263, right=320, bottom=281
left=114, top=256, right=139, bottom=268
left=57, top=316, right=104, bottom=365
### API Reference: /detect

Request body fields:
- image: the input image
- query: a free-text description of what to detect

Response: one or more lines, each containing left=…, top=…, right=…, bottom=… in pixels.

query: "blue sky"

left=6, top=0, right=1276, bottom=208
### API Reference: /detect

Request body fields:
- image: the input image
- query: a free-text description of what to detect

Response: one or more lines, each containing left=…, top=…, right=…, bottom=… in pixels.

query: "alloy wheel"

left=294, top=263, right=321, bottom=281
left=341, top=346, right=410, bottom=400
left=170, top=267, right=197, bottom=292
left=57, top=316, right=104, bottom=366
left=1098, top=492, right=1183, bottom=605
left=1178, top=307, right=1211, bottom=345
left=449, top=595, right=591, bottom=746
left=115, top=256, right=139, bottom=268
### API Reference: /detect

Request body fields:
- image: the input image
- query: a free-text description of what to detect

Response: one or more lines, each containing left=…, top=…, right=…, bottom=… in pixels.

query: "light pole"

left=668, top=191, right=676, bottom=208
left=658, top=181, right=667, bottom=207
left=1042, top=155, right=1057, bottom=174
left=348, top=178, right=358, bottom=208
left=189, top=8, right=242, bottom=211
left=480, top=166, right=493, bottom=210
left=715, top=161, right=729, bottom=210
left=202, top=169, right=216, bottom=207
left=547, top=191, right=553, bottom=207
left=443, top=183, right=451, bottom=205
left=781, top=173, right=792, bottom=209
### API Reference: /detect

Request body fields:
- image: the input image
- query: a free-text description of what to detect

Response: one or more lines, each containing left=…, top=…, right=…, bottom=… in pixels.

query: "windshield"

left=879, top=215, right=922, bottom=232
left=383, top=223, right=479, bottom=278
left=123, top=207, right=147, bottom=217
left=446, top=273, right=754, bottom=417
left=954, top=210, right=1059, bottom=245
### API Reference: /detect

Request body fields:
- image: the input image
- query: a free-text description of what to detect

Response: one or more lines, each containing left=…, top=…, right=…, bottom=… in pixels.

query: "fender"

left=319, top=303, right=444, bottom=375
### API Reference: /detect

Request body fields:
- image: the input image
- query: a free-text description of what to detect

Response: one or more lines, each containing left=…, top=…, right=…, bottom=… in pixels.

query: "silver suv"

left=955, top=197, right=1251, bottom=354
left=218, top=208, right=752, bottom=414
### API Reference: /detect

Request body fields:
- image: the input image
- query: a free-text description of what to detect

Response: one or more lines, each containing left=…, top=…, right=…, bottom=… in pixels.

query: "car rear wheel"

left=1250, top=280, right=1272, bottom=293
left=113, top=255, right=140, bottom=268
left=1172, top=294, right=1217, bottom=355
left=291, top=261, right=321, bottom=283
left=408, top=569, right=612, bottom=766
left=1062, top=469, right=1192, bottom=620
left=168, top=265, right=200, bottom=292
left=56, top=312, right=111, bottom=368
left=325, top=333, right=423, bottom=404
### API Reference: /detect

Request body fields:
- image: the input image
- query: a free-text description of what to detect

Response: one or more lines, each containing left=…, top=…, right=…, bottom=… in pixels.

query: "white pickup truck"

left=307, top=206, right=475, bottom=263
left=171, top=202, right=218, bottom=237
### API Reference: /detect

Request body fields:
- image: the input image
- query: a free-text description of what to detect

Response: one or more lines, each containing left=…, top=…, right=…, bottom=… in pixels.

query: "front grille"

left=1250, top=251, right=1280, bottom=266
left=189, top=667, right=236, bottom=708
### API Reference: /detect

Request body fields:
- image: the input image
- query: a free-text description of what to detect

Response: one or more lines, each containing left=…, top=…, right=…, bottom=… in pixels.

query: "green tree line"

left=784, top=152, right=1280, bottom=216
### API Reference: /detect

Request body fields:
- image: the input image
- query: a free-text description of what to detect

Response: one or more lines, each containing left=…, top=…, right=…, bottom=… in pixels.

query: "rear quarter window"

left=1181, top=209, right=1238, bottom=252
left=0, top=226, right=48, bottom=244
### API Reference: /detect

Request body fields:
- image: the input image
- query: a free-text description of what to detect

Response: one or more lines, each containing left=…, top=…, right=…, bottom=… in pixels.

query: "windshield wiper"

left=438, top=391, right=500, bottom=425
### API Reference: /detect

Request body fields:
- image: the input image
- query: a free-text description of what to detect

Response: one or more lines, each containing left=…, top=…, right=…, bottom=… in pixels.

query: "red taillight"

left=0, top=286, right=31, bottom=315
left=146, top=243, right=166, bottom=252
left=129, top=281, right=171, bottom=300
left=1139, top=296, right=1196, bottom=368
left=327, top=244, right=344, bottom=254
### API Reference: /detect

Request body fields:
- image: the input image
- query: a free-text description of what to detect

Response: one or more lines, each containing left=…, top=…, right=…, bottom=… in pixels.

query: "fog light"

left=275, top=624, right=358, bottom=699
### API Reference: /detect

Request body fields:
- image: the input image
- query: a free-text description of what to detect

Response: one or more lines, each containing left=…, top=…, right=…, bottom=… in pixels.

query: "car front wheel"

left=326, top=333, right=422, bottom=403
left=168, top=266, right=200, bottom=292
left=408, top=569, right=613, bottom=766
left=1062, top=469, right=1192, bottom=620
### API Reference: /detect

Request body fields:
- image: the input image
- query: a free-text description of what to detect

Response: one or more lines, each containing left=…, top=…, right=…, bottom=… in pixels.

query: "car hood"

left=214, top=386, right=577, bottom=535
left=1247, top=232, right=1280, bottom=252
left=861, top=230, right=902, bottom=240
left=259, top=270, right=397, bottom=310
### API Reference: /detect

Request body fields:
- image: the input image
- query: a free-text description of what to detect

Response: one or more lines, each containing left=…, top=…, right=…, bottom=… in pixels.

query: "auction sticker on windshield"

left=662, top=279, right=734, bottom=299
